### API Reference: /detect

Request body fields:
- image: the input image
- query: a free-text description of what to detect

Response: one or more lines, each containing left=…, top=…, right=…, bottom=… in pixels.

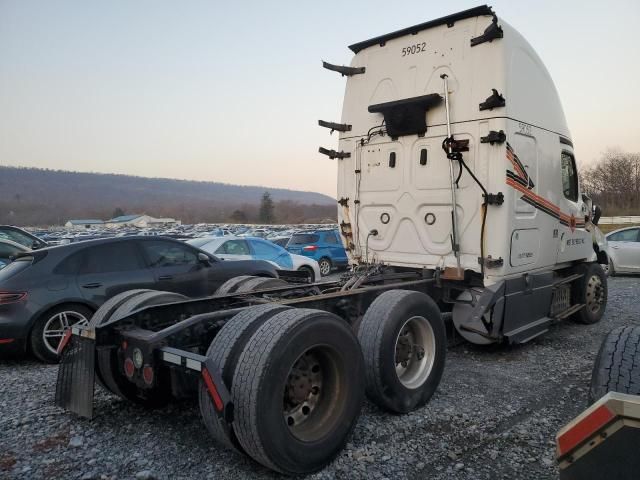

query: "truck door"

left=556, top=149, right=591, bottom=263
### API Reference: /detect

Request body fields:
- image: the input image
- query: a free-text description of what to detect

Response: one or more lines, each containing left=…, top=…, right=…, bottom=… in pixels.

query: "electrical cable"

left=442, top=136, right=490, bottom=277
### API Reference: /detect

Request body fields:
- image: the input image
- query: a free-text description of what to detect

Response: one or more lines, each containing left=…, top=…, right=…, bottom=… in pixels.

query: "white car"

left=187, top=235, right=321, bottom=282
left=605, top=226, right=640, bottom=275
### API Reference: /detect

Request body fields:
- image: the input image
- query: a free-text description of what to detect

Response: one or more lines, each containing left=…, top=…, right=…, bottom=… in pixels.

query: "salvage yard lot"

left=1, top=277, right=638, bottom=480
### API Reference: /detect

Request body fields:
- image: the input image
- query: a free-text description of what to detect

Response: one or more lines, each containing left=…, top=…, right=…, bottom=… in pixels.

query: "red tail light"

left=0, top=292, right=27, bottom=305
left=142, top=365, right=154, bottom=385
left=303, top=245, right=318, bottom=251
left=124, top=358, right=135, bottom=378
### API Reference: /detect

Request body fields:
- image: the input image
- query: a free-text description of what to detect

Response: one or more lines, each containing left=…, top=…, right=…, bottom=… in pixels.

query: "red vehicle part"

left=556, top=391, right=640, bottom=480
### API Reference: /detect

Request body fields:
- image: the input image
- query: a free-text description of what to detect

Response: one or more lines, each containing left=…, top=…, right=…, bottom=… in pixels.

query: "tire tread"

left=590, top=326, right=640, bottom=402
left=199, top=304, right=289, bottom=451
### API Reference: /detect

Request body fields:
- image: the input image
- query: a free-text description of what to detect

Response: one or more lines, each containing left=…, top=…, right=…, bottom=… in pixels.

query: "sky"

left=1, top=0, right=639, bottom=198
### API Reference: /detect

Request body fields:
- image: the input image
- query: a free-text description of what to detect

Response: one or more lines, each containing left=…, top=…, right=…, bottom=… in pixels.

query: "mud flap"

left=55, top=329, right=96, bottom=419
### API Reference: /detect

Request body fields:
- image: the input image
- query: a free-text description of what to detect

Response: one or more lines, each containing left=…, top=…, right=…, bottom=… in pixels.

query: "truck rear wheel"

left=89, top=289, right=153, bottom=328
left=358, top=290, right=446, bottom=413
left=215, top=276, right=256, bottom=295
left=90, top=289, right=153, bottom=393
left=96, top=290, right=186, bottom=407
left=232, top=309, right=365, bottom=474
left=589, top=326, right=640, bottom=403
left=572, top=262, right=607, bottom=325
left=199, top=303, right=290, bottom=452
left=234, top=276, right=287, bottom=293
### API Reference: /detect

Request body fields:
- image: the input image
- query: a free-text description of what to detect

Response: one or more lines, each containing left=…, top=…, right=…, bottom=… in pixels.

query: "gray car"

left=605, top=226, right=640, bottom=275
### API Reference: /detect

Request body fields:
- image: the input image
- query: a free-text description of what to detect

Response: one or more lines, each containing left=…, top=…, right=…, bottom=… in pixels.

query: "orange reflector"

left=201, top=368, right=224, bottom=412
left=557, top=404, right=615, bottom=456
left=57, top=330, right=73, bottom=354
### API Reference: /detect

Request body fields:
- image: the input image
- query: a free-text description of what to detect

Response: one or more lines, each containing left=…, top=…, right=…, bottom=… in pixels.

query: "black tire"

left=608, top=258, right=616, bottom=277
left=318, top=257, right=332, bottom=277
left=89, top=289, right=153, bottom=328
left=89, top=290, right=154, bottom=394
left=590, top=326, right=640, bottom=403
left=199, top=304, right=290, bottom=452
left=297, top=265, right=315, bottom=283
left=572, top=262, right=607, bottom=324
left=30, top=304, right=94, bottom=363
left=357, top=290, right=446, bottom=413
left=235, top=276, right=287, bottom=293
left=96, top=290, right=187, bottom=407
left=216, top=276, right=257, bottom=295
left=232, top=309, right=365, bottom=474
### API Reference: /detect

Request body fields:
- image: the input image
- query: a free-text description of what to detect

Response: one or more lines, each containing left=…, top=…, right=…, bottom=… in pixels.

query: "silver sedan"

left=605, top=227, right=640, bottom=275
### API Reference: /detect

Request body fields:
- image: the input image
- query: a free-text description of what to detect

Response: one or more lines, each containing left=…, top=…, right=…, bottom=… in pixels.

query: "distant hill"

left=0, top=166, right=336, bottom=226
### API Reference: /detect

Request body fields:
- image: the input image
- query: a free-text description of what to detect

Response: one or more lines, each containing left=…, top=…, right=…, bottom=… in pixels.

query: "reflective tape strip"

left=557, top=404, right=616, bottom=456
left=201, top=368, right=224, bottom=412
left=186, top=358, right=202, bottom=371
left=163, top=352, right=182, bottom=366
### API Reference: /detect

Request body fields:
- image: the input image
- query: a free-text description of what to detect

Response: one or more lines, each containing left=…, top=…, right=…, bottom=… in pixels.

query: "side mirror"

left=198, top=252, right=211, bottom=265
left=592, top=205, right=602, bottom=226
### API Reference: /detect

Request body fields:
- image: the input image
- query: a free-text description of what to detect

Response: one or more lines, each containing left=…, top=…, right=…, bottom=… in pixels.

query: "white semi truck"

left=56, top=5, right=608, bottom=475
left=325, top=4, right=608, bottom=344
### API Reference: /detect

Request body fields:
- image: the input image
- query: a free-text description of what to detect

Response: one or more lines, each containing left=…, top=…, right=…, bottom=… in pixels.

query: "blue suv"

left=286, top=229, right=348, bottom=276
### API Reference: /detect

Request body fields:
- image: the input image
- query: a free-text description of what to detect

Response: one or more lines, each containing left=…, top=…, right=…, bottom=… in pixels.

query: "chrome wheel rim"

left=395, top=316, right=436, bottom=389
left=43, top=310, right=89, bottom=355
left=586, top=274, right=605, bottom=314
left=319, top=260, right=331, bottom=276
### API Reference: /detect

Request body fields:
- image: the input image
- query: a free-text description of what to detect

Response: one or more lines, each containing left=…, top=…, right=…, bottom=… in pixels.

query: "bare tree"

left=580, top=148, right=640, bottom=215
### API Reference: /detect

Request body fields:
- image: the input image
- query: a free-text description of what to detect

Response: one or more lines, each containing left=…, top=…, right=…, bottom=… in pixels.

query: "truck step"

left=504, top=316, right=551, bottom=344
left=554, top=303, right=585, bottom=320
left=553, top=273, right=583, bottom=287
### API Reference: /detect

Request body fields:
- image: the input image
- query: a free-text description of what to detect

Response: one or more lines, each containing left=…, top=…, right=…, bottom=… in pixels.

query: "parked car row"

left=3, top=224, right=352, bottom=275
left=29, top=223, right=340, bottom=246
left=0, top=236, right=281, bottom=362
left=187, top=236, right=322, bottom=282
left=0, top=223, right=353, bottom=363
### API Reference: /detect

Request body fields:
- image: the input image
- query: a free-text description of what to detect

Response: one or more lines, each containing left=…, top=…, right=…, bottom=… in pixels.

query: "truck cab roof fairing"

left=348, top=5, right=495, bottom=54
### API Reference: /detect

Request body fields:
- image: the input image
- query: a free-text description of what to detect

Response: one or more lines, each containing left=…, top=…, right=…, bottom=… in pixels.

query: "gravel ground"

left=1, top=276, right=638, bottom=480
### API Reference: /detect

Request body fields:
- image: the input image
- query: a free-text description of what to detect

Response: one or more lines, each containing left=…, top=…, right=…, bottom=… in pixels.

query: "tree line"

left=580, top=148, right=640, bottom=216
left=0, top=166, right=337, bottom=226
